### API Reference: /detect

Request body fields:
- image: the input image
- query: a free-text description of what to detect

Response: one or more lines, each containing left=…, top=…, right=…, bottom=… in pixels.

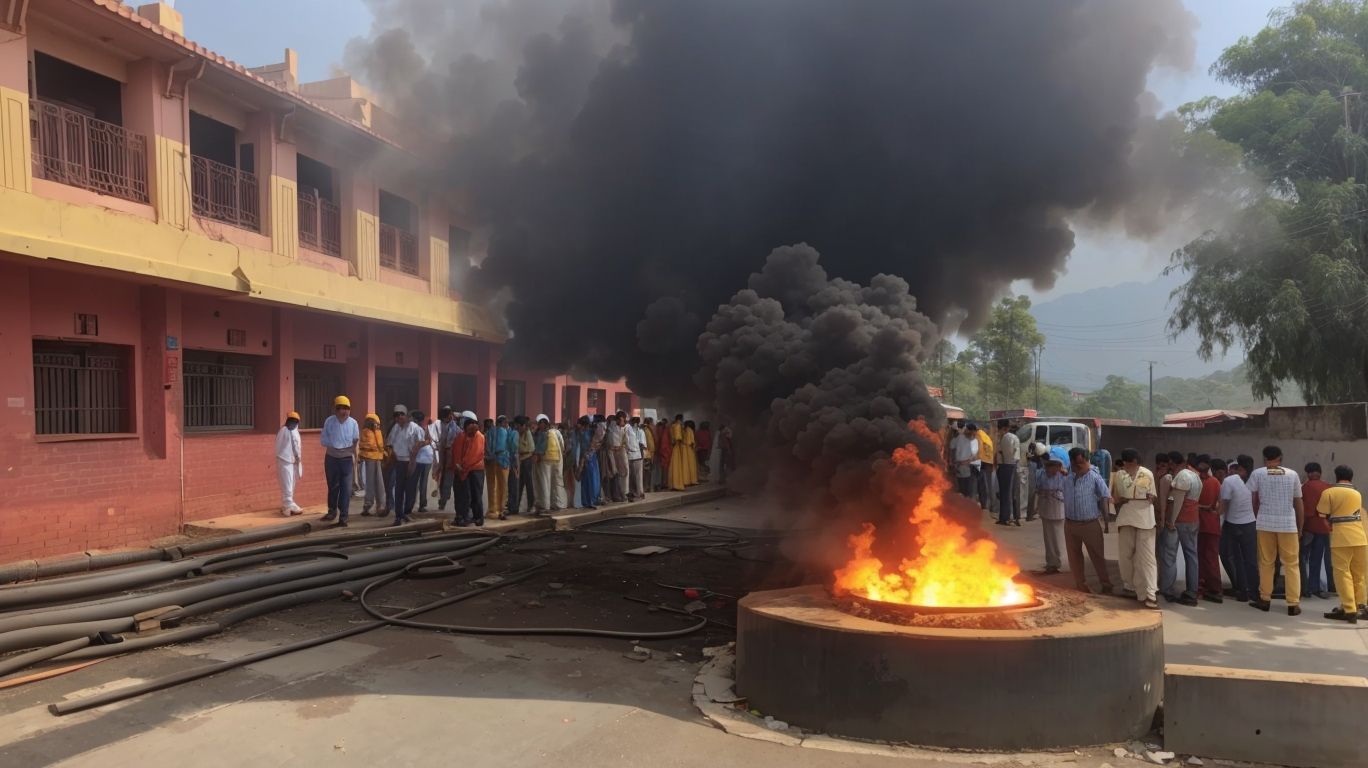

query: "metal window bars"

left=379, top=222, right=419, bottom=276
left=297, top=186, right=342, bottom=257
left=190, top=155, right=260, bottom=231
left=32, top=350, right=129, bottom=435
left=29, top=99, right=149, bottom=204
left=183, top=360, right=255, bottom=431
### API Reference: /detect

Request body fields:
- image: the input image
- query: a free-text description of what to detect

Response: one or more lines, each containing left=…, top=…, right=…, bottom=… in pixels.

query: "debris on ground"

left=623, top=545, right=672, bottom=557
left=1185, top=758, right=1203, bottom=766
left=548, top=582, right=566, bottom=590
left=683, top=600, right=707, bottom=613
left=624, top=648, right=652, bottom=662
left=1145, top=750, right=1175, bottom=765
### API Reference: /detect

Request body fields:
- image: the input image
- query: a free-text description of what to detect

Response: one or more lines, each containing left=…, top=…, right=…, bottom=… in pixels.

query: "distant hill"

left=1031, top=272, right=1238, bottom=391
left=1151, top=363, right=1304, bottom=413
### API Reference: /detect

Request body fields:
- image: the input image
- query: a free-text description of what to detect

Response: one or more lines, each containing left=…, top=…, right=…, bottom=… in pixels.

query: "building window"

left=379, top=190, right=419, bottom=276
left=587, top=388, right=605, bottom=414
left=449, top=226, right=471, bottom=293
left=294, top=361, right=345, bottom=429
left=496, top=380, right=526, bottom=417
left=189, top=111, right=260, bottom=231
left=615, top=392, right=633, bottom=415
left=183, top=351, right=255, bottom=432
left=32, top=341, right=133, bottom=435
left=29, top=52, right=148, bottom=203
left=297, top=154, right=341, bottom=257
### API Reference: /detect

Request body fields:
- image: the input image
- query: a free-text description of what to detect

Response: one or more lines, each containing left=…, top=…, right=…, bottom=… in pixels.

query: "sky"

left=173, top=0, right=1288, bottom=387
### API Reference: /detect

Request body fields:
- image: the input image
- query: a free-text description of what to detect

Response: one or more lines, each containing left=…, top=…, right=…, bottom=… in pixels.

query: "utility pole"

left=1144, top=360, right=1158, bottom=426
left=1034, top=344, right=1042, bottom=411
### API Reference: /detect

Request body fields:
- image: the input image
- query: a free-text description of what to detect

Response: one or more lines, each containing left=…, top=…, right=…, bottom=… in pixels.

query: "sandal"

left=1143, top=599, right=1159, bottom=610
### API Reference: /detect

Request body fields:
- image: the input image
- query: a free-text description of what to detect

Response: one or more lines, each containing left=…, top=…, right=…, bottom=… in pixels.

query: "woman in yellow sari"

left=668, top=414, right=688, bottom=490
left=683, top=420, right=699, bottom=486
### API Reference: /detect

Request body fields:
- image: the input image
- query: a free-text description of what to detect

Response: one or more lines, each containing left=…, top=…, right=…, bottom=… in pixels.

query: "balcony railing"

left=297, top=187, right=342, bottom=257
left=29, top=98, right=149, bottom=204
left=191, top=155, right=260, bottom=231
left=379, top=222, right=419, bottom=276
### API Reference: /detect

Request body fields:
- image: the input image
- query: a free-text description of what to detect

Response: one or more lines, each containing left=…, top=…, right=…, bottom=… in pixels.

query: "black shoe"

left=330, top=521, right=348, bottom=529
left=361, top=509, right=373, bottom=517
left=1201, top=593, right=1224, bottom=604
left=392, top=518, right=406, bottom=527
left=1163, top=593, right=1178, bottom=603
left=321, top=512, right=337, bottom=522
left=1099, top=584, right=1115, bottom=596
left=1324, top=608, right=1358, bottom=623
left=475, top=519, right=484, bottom=527
left=1249, top=599, right=1271, bottom=612
left=994, top=521, right=1009, bottom=526
left=1012, top=520, right=1022, bottom=527
left=1222, top=587, right=1239, bottom=598
left=1315, top=591, right=1330, bottom=600
left=1178, top=595, right=1199, bottom=607
left=1288, top=605, right=1302, bottom=616
left=1025, top=515, right=1037, bottom=522
left=376, top=509, right=391, bottom=518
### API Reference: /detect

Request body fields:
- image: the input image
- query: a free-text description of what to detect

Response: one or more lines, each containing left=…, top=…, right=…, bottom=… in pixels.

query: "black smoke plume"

left=349, top=1, right=1201, bottom=538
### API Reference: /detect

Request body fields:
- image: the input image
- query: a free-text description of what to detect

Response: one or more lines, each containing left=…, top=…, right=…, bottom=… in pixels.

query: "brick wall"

left=0, top=438, right=181, bottom=562
left=182, top=431, right=326, bottom=521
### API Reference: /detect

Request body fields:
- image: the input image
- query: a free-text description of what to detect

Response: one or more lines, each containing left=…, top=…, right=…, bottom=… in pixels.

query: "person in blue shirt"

left=1063, top=446, right=1114, bottom=594
left=320, top=395, right=360, bottom=527
left=575, top=415, right=601, bottom=511
left=1032, top=447, right=1069, bottom=574
left=484, top=415, right=515, bottom=520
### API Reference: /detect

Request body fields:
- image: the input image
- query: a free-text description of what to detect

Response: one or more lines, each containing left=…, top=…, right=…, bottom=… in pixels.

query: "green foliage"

left=966, top=296, right=1046, bottom=409
left=1171, top=0, right=1368, bottom=403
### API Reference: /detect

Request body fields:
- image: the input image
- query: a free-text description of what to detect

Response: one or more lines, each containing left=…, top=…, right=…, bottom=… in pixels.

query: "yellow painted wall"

left=0, top=185, right=505, bottom=342
left=0, top=86, right=31, bottom=193
left=153, top=135, right=191, bottom=230
left=270, top=175, right=299, bottom=260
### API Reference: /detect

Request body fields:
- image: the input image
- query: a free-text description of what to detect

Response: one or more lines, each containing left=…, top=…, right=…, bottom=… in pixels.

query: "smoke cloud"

left=349, top=1, right=1204, bottom=538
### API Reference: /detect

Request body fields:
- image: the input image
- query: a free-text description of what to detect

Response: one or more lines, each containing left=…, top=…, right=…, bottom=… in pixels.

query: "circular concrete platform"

left=735, top=584, right=1163, bottom=750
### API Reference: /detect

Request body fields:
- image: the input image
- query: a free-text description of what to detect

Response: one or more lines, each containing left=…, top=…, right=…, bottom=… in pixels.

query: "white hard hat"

left=1032, top=442, right=1048, bottom=458
left=461, top=410, right=477, bottom=423
left=536, top=413, right=550, bottom=423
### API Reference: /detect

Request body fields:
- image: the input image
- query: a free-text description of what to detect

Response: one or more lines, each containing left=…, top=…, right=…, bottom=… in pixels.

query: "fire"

left=833, top=421, right=1034, bottom=609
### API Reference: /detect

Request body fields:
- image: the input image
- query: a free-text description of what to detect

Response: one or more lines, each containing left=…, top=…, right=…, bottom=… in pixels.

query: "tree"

left=967, top=296, right=1046, bottom=409
left=1170, top=0, right=1368, bottom=404
left=1080, top=375, right=1151, bottom=424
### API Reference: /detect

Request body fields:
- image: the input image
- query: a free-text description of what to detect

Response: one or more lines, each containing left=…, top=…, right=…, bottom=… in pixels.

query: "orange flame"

left=833, top=421, right=1034, bottom=608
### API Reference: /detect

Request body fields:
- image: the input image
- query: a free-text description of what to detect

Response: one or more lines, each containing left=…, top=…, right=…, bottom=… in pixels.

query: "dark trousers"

left=392, top=462, right=419, bottom=520
left=976, top=464, right=991, bottom=508
left=415, top=463, right=431, bottom=511
left=324, top=455, right=354, bottom=521
left=996, top=464, right=1019, bottom=522
left=455, top=470, right=486, bottom=525
left=1301, top=532, right=1332, bottom=594
left=1064, top=518, right=1112, bottom=590
left=1222, top=520, right=1259, bottom=600
left=1198, top=531, right=1223, bottom=596
left=512, top=458, right=536, bottom=513
left=957, top=473, right=974, bottom=498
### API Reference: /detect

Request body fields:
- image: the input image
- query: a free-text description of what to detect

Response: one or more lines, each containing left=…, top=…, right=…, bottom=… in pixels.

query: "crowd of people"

left=947, top=419, right=1367, bottom=624
left=274, top=396, right=734, bottom=529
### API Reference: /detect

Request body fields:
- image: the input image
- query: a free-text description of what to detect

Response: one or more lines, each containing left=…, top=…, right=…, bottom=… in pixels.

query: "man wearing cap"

left=386, top=405, right=426, bottom=525
left=450, top=413, right=487, bottom=526
left=606, top=412, right=628, bottom=503
left=534, top=415, right=567, bottom=512
left=275, top=411, right=304, bottom=516
left=320, top=396, right=360, bottom=526
left=1033, top=445, right=1068, bottom=575
left=358, top=413, right=388, bottom=516
left=434, top=406, right=459, bottom=512
left=575, top=415, right=600, bottom=510
left=510, top=416, right=536, bottom=515
left=627, top=416, right=647, bottom=501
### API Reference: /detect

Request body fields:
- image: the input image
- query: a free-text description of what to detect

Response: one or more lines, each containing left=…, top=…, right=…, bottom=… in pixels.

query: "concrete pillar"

left=0, top=28, right=32, bottom=193
left=138, top=286, right=182, bottom=462
left=474, top=342, right=496, bottom=421
left=123, top=59, right=191, bottom=228
left=257, top=308, right=295, bottom=428
left=341, top=171, right=378, bottom=280
left=248, top=110, right=298, bottom=259
left=418, top=333, right=438, bottom=418
left=0, top=264, right=33, bottom=456
left=421, top=200, right=447, bottom=293
left=344, top=323, right=375, bottom=418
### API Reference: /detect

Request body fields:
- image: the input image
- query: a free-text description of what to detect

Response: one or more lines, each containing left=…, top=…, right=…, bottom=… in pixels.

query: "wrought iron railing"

left=29, top=98, right=149, bottom=204
left=297, top=186, right=342, bottom=257
left=379, top=222, right=419, bottom=276
left=191, top=154, right=260, bottom=231
left=32, top=350, right=129, bottom=435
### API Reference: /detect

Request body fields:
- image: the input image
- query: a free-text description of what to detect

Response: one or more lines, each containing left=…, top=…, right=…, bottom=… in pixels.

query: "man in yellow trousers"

left=1319, top=465, right=1367, bottom=624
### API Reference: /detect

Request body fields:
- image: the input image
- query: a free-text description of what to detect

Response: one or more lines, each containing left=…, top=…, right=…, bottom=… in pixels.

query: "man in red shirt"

left=1196, top=456, right=1224, bottom=602
left=449, top=414, right=488, bottom=527
left=1301, top=463, right=1333, bottom=599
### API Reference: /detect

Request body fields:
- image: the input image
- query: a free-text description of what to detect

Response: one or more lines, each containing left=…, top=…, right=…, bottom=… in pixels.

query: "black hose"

left=0, top=636, right=94, bottom=677
left=0, top=533, right=498, bottom=635
left=357, top=557, right=710, bottom=639
left=0, top=618, right=136, bottom=655
left=49, top=562, right=532, bottom=716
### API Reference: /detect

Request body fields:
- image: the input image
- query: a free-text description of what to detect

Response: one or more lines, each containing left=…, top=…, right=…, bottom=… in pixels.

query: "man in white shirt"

left=275, top=411, right=303, bottom=516
left=949, top=423, right=979, bottom=499
left=1216, top=456, right=1259, bottom=602
left=386, top=405, right=427, bottom=525
left=625, top=416, right=647, bottom=501
left=1247, top=445, right=1305, bottom=614
left=993, top=420, right=1022, bottom=526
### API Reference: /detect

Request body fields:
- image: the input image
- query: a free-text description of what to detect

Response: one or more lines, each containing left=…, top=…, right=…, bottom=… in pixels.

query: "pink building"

left=0, top=1, right=635, bottom=562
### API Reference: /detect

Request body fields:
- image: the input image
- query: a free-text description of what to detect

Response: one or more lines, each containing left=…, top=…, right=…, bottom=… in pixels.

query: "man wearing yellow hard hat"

left=275, top=411, right=303, bottom=516
left=320, top=395, right=360, bottom=527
